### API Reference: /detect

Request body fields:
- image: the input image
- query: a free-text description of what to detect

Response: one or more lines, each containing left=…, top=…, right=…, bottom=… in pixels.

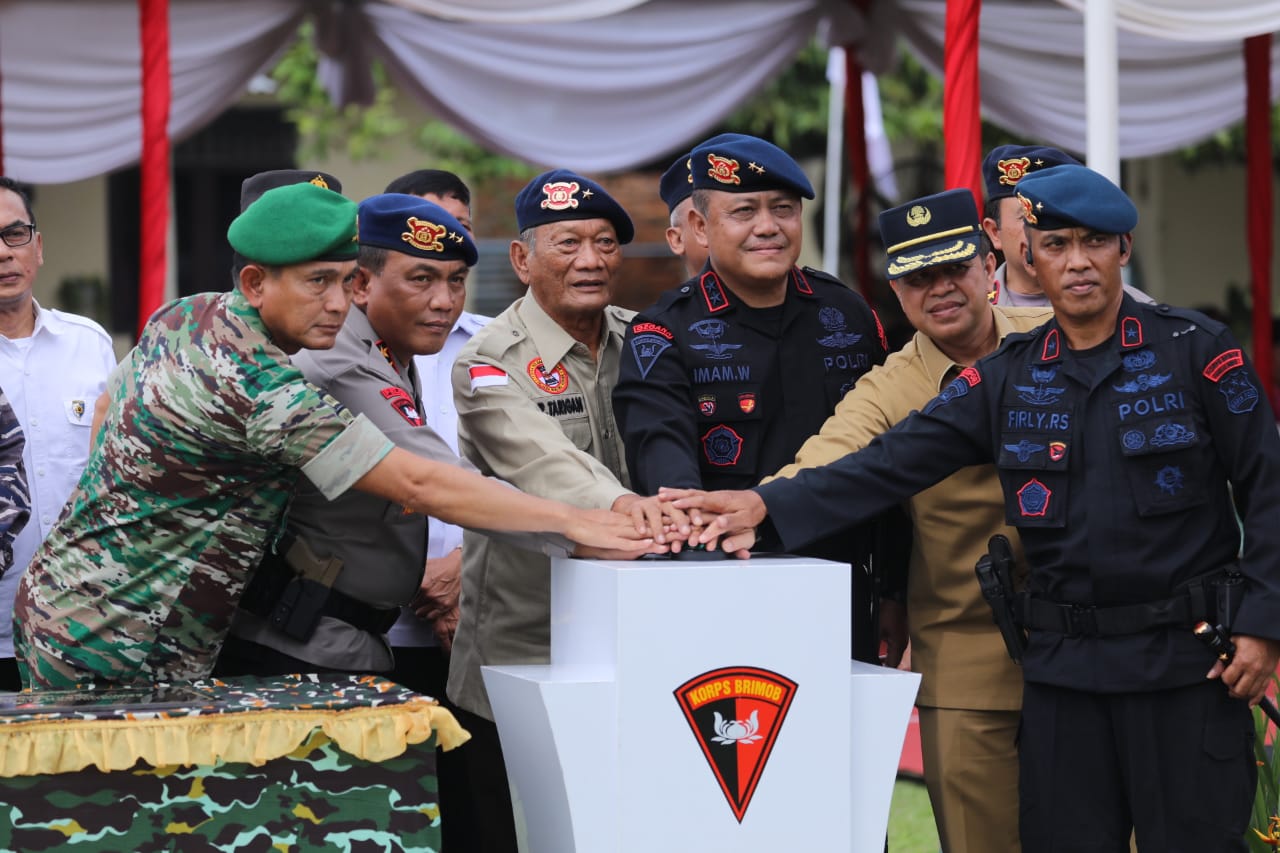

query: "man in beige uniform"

left=772, top=189, right=1050, bottom=853
left=448, top=169, right=684, bottom=853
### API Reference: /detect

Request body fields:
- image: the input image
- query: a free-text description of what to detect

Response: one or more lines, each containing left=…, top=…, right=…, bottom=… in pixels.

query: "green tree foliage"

left=270, top=23, right=533, bottom=181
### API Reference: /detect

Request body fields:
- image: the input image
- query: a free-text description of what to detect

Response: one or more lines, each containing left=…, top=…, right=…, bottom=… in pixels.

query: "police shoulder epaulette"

left=653, top=282, right=696, bottom=312
left=473, top=317, right=524, bottom=360
left=800, top=266, right=850, bottom=289
left=994, top=326, right=1042, bottom=355
left=607, top=304, right=638, bottom=324
left=1150, top=302, right=1228, bottom=337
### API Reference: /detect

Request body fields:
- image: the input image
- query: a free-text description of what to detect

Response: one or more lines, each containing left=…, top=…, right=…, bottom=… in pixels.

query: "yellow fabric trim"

left=886, top=225, right=976, bottom=255
left=887, top=240, right=976, bottom=277
left=0, top=698, right=470, bottom=778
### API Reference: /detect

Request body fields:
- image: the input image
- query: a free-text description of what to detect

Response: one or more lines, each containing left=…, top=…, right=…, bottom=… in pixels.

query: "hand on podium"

left=564, top=507, right=659, bottom=557
left=660, top=487, right=764, bottom=558
left=612, top=494, right=693, bottom=547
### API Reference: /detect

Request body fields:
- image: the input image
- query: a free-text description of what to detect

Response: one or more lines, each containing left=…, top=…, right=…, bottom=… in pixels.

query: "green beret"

left=227, top=182, right=359, bottom=266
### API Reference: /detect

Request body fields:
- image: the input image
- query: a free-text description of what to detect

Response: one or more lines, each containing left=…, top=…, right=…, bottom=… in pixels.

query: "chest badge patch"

left=527, top=358, right=570, bottom=395
left=380, top=386, right=424, bottom=426
left=1048, top=441, right=1067, bottom=462
left=702, top=424, right=744, bottom=466
left=816, top=306, right=863, bottom=349
left=674, top=666, right=797, bottom=823
left=737, top=393, right=756, bottom=414
left=698, top=395, right=717, bottom=416
left=1017, top=478, right=1052, bottom=517
left=689, top=319, right=742, bottom=361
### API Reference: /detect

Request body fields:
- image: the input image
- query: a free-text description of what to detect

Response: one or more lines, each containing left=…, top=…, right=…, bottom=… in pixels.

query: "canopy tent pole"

left=1084, top=0, right=1120, bottom=182
left=1245, top=34, right=1273, bottom=394
left=138, top=0, right=170, bottom=338
left=823, top=47, right=846, bottom=279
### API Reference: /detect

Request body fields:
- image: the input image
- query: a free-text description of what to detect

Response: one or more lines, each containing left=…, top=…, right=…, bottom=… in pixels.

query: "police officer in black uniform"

left=674, top=163, right=1280, bottom=852
left=614, top=133, right=900, bottom=663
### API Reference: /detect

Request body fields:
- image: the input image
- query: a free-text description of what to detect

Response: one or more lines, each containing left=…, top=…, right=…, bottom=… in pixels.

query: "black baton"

left=1193, top=621, right=1280, bottom=726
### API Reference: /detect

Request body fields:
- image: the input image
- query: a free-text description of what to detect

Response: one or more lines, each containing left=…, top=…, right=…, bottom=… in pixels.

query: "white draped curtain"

left=0, top=0, right=1278, bottom=184
left=897, top=0, right=1280, bottom=158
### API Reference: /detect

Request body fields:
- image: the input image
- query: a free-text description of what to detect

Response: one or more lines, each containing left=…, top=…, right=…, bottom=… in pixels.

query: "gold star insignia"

left=1034, top=158, right=1044, bottom=166
left=749, top=162, right=765, bottom=174
left=1036, top=202, right=1044, bottom=210
left=582, top=188, right=594, bottom=198
left=449, top=231, right=464, bottom=243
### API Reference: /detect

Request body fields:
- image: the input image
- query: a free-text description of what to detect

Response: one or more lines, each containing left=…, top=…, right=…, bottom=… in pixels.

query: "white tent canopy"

left=0, top=0, right=1278, bottom=184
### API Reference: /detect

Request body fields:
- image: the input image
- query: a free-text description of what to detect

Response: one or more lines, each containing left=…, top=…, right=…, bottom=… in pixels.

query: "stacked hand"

left=659, top=487, right=766, bottom=557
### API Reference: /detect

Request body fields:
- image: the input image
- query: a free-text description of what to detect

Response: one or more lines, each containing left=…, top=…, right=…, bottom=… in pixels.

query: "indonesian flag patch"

left=468, top=364, right=508, bottom=391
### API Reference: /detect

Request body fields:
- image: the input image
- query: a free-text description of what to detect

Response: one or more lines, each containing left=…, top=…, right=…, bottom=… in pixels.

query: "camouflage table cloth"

left=0, top=674, right=465, bottom=852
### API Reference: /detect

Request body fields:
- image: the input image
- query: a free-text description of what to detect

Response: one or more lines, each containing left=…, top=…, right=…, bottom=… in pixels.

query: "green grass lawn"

left=888, top=777, right=941, bottom=853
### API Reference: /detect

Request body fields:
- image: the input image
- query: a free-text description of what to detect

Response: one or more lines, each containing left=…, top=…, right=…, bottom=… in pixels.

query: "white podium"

left=483, top=556, right=920, bottom=853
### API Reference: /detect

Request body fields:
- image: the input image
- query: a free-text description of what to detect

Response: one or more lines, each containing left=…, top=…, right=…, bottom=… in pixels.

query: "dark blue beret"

left=688, top=133, right=814, bottom=199
left=982, top=145, right=1081, bottom=200
left=659, top=153, right=694, bottom=214
left=1015, top=165, right=1138, bottom=234
left=240, top=169, right=343, bottom=212
left=879, top=188, right=981, bottom=279
left=357, top=193, right=478, bottom=266
left=515, top=169, right=634, bottom=244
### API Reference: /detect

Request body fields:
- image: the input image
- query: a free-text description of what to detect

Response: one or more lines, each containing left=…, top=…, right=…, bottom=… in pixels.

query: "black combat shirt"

left=614, top=265, right=887, bottom=494
left=757, top=296, right=1280, bottom=692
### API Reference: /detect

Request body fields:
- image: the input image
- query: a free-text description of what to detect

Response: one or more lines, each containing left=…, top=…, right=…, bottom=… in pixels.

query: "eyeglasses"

left=0, top=223, right=35, bottom=248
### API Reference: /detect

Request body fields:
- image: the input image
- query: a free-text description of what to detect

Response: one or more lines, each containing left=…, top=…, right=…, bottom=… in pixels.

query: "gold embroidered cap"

left=879, top=188, right=981, bottom=279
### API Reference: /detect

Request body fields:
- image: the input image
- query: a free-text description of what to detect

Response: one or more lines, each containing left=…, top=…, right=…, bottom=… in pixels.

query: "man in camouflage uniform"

left=13, top=182, right=652, bottom=691
left=220, top=193, right=577, bottom=678
left=0, top=387, right=27, bottom=580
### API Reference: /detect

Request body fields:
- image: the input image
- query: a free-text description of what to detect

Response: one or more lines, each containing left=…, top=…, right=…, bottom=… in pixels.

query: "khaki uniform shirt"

left=772, top=306, right=1052, bottom=710
left=448, top=295, right=634, bottom=719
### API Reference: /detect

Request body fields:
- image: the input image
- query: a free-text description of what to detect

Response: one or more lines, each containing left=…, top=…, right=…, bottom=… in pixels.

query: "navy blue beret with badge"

left=879, top=188, right=981, bottom=279
left=1015, top=164, right=1138, bottom=234
left=688, top=133, right=814, bottom=199
left=981, top=145, right=1080, bottom=201
left=659, top=152, right=694, bottom=213
left=240, top=169, right=343, bottom=212
left=515, top=169, right=635, bottom=244
left=357, top=193, right=478, bottom=267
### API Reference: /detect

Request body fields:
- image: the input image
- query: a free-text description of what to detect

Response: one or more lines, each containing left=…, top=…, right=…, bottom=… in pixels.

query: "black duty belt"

left=241, top=550, right=400, bottom=636
left=319, top=588, right=401, bottom=635
left=1015, top=572, right=1222, bottom=638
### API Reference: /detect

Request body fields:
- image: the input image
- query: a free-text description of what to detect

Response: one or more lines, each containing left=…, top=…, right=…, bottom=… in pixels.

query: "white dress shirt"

left=0, top=302, right=115, bottom=656
left=389, top=311, right=490, bottom=648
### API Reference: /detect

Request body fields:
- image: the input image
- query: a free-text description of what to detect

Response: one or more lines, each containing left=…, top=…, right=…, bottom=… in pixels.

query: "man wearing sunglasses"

left=0, top=177, right=116, bottom=692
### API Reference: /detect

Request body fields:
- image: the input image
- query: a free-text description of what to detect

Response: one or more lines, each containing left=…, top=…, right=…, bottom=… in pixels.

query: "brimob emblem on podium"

left=673, top=666, right=798, bottom=823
